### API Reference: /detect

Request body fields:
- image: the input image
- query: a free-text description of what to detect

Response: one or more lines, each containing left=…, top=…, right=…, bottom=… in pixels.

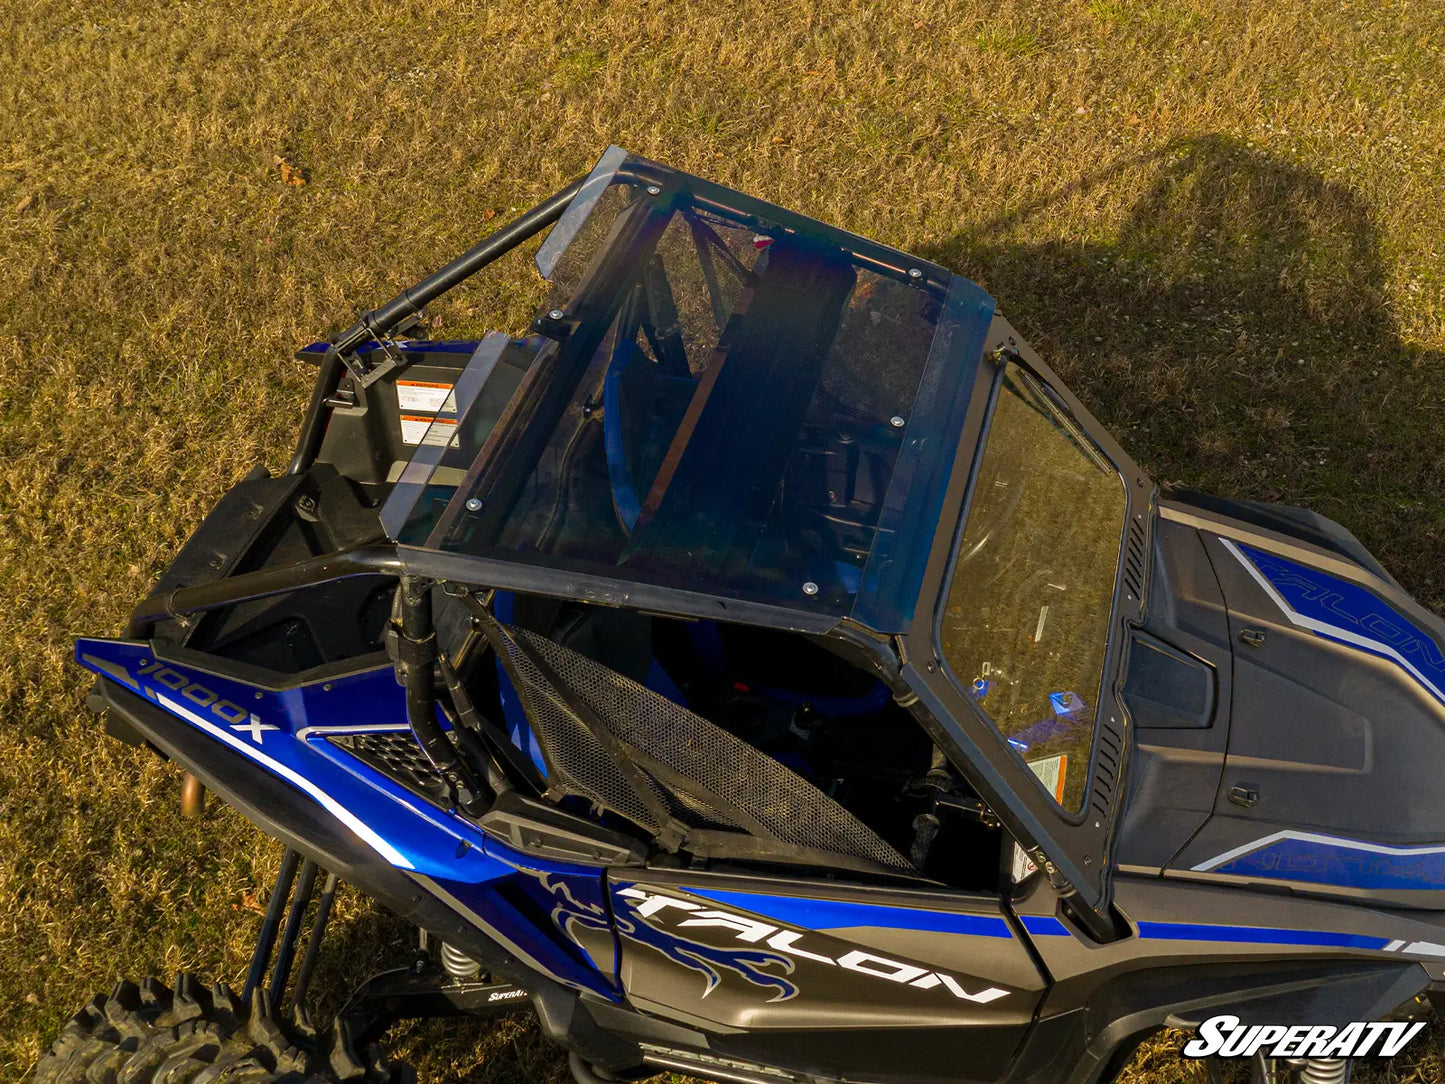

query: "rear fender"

left=74, top=637, right=622, bottom=1000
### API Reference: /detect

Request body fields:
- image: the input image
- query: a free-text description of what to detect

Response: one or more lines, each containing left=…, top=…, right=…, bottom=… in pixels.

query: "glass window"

left=939, top=361, right=1126, bottom=812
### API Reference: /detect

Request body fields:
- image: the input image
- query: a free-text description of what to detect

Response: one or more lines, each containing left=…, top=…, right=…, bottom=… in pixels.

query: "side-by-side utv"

left=38, top=147, right=1445, bottom=1084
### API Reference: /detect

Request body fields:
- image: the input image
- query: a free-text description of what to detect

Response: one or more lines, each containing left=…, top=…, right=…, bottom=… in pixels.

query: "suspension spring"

left=439, top=941, right=482, bottom=981
left=1298, top=1058, right=1350, bottom=1084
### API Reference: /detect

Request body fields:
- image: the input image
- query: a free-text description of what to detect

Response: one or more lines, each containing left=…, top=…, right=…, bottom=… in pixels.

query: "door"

left=609, top=868, right=1046, bottom=1083
left=895, top=329, right=1156, bottom=932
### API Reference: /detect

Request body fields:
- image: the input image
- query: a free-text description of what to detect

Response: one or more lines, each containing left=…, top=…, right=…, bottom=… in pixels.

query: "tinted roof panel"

left=381, top=148, right=995, bottom=632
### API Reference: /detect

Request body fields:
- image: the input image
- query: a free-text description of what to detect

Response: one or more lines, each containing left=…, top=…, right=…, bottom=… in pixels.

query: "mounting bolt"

left=890, top=415, right=906, bottom=428
left=547, top=309, right=565, bottom=321
left=465, top=497, right=483, bottom=512
left=802, top=581, right=819, bottom=596
left=908, top=268, right=923, bottom=280
left=646, top=185, right=662, bottom=196
left=322, top=683, right=332, bottom=692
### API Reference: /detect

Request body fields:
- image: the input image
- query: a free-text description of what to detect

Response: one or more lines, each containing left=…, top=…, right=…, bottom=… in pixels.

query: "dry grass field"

left=2, top=0, right=1443, bottom=1080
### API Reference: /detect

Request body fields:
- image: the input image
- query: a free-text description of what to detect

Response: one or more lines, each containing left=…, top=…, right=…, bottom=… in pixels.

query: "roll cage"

left=130, top=148, right=1156, bottom=937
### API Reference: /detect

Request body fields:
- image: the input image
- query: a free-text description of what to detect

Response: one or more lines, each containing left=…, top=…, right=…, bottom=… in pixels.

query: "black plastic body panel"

left=140, top=463, right=395, bottom=673
left=317, top=349, right=475, bottom=488
left=1113, top=517, right=1233, bottom=873
left=609, top=868, right=1045, bottom=1084
left=136, top=467, right=303, bottom=640
left=1167, top=522, right=1445, bottom=907
left=1009, top=876, right=1435, bottom=1083
left=1121, top=631, right=1214, bottom=730
left=479, top=792, right=648, bottom=867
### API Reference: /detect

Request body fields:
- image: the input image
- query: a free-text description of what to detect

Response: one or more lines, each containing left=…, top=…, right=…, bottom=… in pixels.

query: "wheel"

left=31, top=973, right=414, bottom=1083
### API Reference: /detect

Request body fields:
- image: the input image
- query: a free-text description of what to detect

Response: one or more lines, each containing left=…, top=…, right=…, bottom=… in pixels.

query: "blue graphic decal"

left=483, top=835, right=620, bottom=988
left=1019, top=915, right=1070, bottom=937
left=680, top=887, right=1013, bottom=939
left=613, top=884, right=799, bottom=1002
left=1197, top=831, right=1445, bottom=890
left=1137, top=921, right=1390, bottom=951
left=1228, top=540, right=1445, bottom=705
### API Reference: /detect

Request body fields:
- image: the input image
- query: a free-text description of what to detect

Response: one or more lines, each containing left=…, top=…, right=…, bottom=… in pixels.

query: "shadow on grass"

left=926, top=135, right=1445, bottom=1082
left=923, top=134, right=1445, bottom=611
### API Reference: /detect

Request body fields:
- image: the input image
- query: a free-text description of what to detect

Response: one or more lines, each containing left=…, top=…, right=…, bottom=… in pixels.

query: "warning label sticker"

left=401, top=415, right=459, bottom=447
left=397, top=380, right=455, bottom=414
left=1010, top=843, right=1038, bottom=884
left=1026, top=753, right=1068, bottom=804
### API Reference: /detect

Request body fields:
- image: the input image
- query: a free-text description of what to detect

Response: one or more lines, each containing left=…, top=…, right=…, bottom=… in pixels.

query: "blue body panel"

left=1204, top=833, right=1445, bottom=891
left=1233, top=541, right=1445, bottom=706
left=73, top=637, right=621, bottom=999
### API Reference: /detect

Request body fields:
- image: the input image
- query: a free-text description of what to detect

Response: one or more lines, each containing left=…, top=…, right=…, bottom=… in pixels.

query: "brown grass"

left=1, top=0, right=1443, bottom=1080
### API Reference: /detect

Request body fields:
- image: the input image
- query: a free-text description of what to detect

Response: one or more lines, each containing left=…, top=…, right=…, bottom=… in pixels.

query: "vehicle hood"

left=1126, top=502, right=1445, bottom=907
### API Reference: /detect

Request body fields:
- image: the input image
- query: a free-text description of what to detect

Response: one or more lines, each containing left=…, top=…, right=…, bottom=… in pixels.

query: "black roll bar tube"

left=128, top=543, right=403, bottom=637
left=287, top=173, right=590, bottom=476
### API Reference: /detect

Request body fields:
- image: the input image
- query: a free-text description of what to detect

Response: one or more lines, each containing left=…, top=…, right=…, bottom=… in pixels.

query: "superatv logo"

left=617, top=887, right=1009, bottom=1004
left=1183, top=1014, right=1426, bottom=1059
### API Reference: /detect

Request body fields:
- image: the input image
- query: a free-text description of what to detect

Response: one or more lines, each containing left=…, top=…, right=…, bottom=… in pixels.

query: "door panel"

left=609, top=870, right=1046, bottom=1082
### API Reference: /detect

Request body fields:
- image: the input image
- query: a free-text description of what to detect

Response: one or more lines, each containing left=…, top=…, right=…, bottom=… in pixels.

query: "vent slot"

left=1123, top=516, right=1147, bottom=600
left=1089, top=712, right=1125, bottom=824
left=328, top=731, right=449, bottom=806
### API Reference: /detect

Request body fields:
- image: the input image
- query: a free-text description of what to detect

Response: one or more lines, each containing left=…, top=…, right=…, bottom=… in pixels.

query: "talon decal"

left=616, top=887, right=1010, bottom=1005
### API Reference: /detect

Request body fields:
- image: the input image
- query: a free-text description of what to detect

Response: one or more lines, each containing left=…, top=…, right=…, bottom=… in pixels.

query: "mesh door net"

left=494, top=623, right=912, bottom=873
